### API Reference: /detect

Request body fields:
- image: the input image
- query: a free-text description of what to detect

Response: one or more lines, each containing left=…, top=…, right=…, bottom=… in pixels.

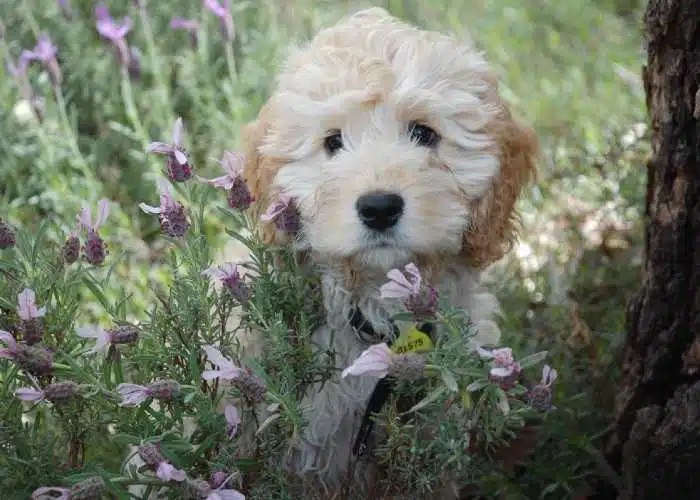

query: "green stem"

left=110, top=477, right=166, bottom=486
left=54, top=86, right=91, bottom=175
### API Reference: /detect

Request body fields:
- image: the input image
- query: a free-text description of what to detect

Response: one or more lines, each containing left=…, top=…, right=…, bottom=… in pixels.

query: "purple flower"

left=116, top=379, right=181, bottom=407
left=0, top=330, right=20, bottom=360
left=0, top=331, right=53, bottom=375
left=95, top=4, right=133, bottom=68
left=137, top=443, right=186, bottom=482
left=224, top=403, right=241, bottom=439
left=139, top=179, right=191, bottom=237
left=204, top=0, right=234, bottom=40
left=17, top=288, right=47, bottom=320
left=380, top=263, right=422, bottom=299
left=16, top=288, right=47, bottom=345
left=0, top=218, right=17, bottom=249
left=62, top=232, right=80, bottom=264
left=31, top=486, right=69, bottom=499
left=202, top=263, right=250, bottom=302
left=22, top=35, right=61, bottom=86
left=77, top=324, right=139, bottom=356
left=147, top=118, right=193, bottom=182
left=477, top=346, right=522, bottom=389
left=199, top=151, right=253, bottom=210
left=342, top=343, right=393, bottom=379
left=170, top=17, right=200, bottom=49
left=16, top=381, right=80, bottom=404
left=528, top=364, right=558, bottom=411
left=210, top=471, right=230, bottom=489
left=202, top=346, right=267, bottom=401
left=260, top=194, right=301, bottom=233
left=77, top=199, right=110, bottom=265
left=201, top=345, right=243, bottom=381
left=379, top=263, right=439, bottom=320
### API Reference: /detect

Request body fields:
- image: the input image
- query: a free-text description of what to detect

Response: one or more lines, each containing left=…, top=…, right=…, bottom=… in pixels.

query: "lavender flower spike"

left=147, top=118, right=193, bottom=182
left=139, top=178, right=191, bottom=237
left=204, top=0, right=235, bottom=40
left=198, top=151, right=253, bottom=210
left=95, top=4, right=132, bottom=68
left=22, top=35, right=61, bottom=86
left=77, top=199, right=110, bottom=265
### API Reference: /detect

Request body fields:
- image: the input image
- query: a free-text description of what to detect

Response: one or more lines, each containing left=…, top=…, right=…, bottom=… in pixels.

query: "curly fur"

left=235, top=7, right=538, bottom=498
left=130, top=8, right=537, bottom=500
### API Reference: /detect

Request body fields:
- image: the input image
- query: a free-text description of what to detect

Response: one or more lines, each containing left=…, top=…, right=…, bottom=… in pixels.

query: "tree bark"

left=599, top=1, right=700, bottom=499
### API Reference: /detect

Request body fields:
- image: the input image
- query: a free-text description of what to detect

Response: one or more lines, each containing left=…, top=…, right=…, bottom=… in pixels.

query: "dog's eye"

left=323, top=130, right=344, bottom=156
left=408, top=121, right=440, bottom=148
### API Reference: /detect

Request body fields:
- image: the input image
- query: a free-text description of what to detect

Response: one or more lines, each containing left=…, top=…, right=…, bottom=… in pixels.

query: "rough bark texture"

left=600, top=1, right=700, bottom=499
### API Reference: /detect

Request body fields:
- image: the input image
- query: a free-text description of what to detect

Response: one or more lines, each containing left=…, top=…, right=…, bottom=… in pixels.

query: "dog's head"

left=242, top=8, right=537, bottom=279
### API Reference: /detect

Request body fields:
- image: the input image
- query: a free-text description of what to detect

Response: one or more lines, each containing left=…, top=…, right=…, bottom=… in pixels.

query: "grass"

left=1, top=0, right=648, bottom=497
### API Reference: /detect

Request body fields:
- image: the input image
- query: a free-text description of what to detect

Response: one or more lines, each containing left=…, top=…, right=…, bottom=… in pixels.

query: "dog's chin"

left=352, top=246, right=413, bottom=271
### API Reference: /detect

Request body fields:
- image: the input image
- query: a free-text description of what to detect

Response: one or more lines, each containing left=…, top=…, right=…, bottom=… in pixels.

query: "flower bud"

left=108, top=325, right=140, bottom=345
left=405, top=285, right=439, bottom=320
left=68, top=476, right=106, bottom=500
left=166, top=152, right=192, bottom=182
left=0, top=218, right=16, bottom=249
left=137, top=443, right=165, bottom=467
left=16, top=345, right=53, bottom=376
left=185, top=478, right=212, bottom=499
left=44, top=381, right=80, bottom=403
left=528, top=384, right=554, bottom=411
left=222, top=273, right=250, bottom=303
left=210, top=471, right=229, bottom=489
left=83, top=229, right=107, bottom=265
left=17, top=317, right=44, bottom=345
left=62, top=234, right=81, bottom=264
left=147, top=379, right=181, bottom=400
left=227, top=177, right=254, bottom=210
left=388, top=353, right=426, bottom=381
left=234, top=369, right=267, bottom=402
left=160, top=203, right=190, bottom=238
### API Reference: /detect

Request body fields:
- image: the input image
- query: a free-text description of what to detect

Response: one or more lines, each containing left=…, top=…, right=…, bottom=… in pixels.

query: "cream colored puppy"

left=233, top=7, right=538, bottom=498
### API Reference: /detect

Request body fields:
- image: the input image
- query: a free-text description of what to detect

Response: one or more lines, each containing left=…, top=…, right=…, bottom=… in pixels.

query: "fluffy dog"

left=236, top=6, right=538, bottom=498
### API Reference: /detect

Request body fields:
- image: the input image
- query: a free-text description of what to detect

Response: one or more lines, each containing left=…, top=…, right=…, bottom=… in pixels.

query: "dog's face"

left=243, top=8, right=537, bottom=275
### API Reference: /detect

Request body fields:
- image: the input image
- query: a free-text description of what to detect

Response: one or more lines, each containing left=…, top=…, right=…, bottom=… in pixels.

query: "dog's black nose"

left=356, top=192, right=404, bottom=231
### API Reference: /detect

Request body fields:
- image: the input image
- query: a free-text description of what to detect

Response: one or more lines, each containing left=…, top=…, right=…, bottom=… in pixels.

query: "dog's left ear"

left=461, top=102, right=539, bottom=269
left=241, top=103, right=288, bottom=246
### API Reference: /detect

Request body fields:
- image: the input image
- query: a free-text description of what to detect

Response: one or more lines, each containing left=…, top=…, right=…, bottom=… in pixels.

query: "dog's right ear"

left=241, top=104, right=286, bottom=246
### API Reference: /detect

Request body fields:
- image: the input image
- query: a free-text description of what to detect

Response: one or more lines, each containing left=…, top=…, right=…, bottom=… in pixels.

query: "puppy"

left=236, top=7, right=538, bottom=498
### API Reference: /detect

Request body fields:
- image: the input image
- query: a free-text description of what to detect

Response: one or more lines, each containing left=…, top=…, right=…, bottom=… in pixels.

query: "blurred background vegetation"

left=1, top=0, right=648, bottom=497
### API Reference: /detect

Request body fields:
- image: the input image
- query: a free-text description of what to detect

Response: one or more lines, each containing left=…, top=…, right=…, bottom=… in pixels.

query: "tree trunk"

left=599, top=1, right=700, bottom=499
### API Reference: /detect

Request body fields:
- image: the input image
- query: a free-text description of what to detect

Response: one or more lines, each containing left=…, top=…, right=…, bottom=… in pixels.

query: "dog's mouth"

left=362, top=231, right=400, bottom=249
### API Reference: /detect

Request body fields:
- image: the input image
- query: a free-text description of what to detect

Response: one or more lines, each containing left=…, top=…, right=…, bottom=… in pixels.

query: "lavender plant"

left=0, top=123, right=562, bottom=500
left=1, top=1, right=647, bottom=498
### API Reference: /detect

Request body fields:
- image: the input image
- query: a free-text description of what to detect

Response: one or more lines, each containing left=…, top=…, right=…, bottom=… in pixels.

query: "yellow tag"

left=391, top=326, right=433, bottom=355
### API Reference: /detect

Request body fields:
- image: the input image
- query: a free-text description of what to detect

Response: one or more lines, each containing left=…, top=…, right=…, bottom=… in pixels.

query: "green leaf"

left=404, top=386, right=447, bottom=414
left=519, top=350, right=549, bottom=369
left=441, top=368, right=459, bottom=392
left=495, top=387, right=510, bottom=415
left=465, top=379, right=489, bottom=392
left=82, top=274, right=110, bottom=312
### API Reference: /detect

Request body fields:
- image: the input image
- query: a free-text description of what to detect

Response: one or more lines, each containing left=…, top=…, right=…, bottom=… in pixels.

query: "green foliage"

left=1, top=0, right=647, bottom=498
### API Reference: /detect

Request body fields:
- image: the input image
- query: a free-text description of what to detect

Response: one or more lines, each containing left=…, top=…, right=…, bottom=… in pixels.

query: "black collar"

left=348, top=307, right=434, bottom=457
left=348, top=306, right=399, bottom=344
